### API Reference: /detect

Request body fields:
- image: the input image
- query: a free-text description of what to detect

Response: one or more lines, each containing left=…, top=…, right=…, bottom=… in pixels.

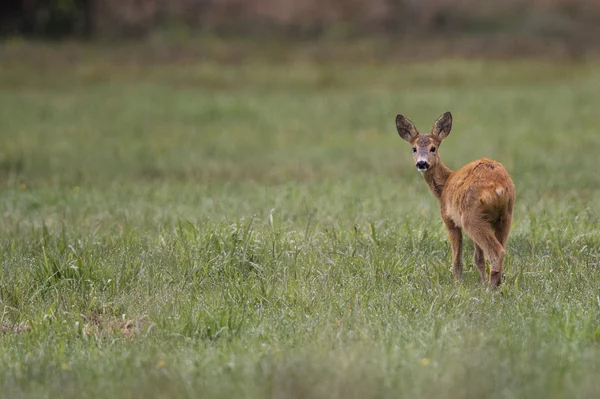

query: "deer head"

left=395, top=112, right=452, bottom=173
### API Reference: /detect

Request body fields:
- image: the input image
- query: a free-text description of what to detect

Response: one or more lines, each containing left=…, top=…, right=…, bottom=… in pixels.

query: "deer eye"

left=430, top=147, right=436, bottom=153
left=412, top=147, right=417, bottom=153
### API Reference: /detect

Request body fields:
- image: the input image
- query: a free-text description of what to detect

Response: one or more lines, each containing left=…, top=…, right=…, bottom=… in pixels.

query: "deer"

left=395, top=112, right=515, bottom=287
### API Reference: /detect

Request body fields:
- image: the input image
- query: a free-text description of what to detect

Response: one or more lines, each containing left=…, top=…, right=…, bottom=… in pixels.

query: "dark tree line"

left=1, top=0, right=599, bottom=45
left=1, top=0, right=93, bottom=37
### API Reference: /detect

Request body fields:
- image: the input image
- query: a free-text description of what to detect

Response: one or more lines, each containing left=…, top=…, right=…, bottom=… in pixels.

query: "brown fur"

left=396, top=112, right=515, bottom=286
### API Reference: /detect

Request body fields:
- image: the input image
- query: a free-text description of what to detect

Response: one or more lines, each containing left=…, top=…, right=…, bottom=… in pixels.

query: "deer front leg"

left=443, top=219, right=463, bottom=281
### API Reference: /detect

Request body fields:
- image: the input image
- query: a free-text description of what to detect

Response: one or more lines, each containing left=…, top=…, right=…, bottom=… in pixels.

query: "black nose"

left=416, top=161, right=429, bottom=170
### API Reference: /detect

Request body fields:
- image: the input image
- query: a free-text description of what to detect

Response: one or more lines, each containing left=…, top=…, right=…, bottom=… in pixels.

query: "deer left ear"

left=432, top=111, right=452, bottom=140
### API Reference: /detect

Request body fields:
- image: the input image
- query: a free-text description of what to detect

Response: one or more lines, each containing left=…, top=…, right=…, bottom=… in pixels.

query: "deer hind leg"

left=462, top=215, right=505, bottom=287
left=491, top=210, right=513, bottom=285
left=494, top=210, right=513, bottom=248
left=473, top=245, right=486, bottom=284
left=443, top=219, right=463, bottom=281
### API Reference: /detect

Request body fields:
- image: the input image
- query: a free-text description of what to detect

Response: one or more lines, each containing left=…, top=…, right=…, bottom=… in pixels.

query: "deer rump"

left=443, top=158, right=515, bottom=229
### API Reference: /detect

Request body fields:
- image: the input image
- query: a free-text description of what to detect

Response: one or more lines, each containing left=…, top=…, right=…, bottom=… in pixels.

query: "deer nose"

left=416, top=161, right=430, bottom=171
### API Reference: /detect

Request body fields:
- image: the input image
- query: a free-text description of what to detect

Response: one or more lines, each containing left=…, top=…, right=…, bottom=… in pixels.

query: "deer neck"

left=422, top=161, right=452, bottom=200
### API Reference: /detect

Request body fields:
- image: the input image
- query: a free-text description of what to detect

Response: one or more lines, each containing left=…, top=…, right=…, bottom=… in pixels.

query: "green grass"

left=1, top=41, right=600, bottom=398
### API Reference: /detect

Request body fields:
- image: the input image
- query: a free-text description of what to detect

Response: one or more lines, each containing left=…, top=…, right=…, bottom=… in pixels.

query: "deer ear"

left=396, top=114, right=418, bottom=142
left=432, top=111, right=452, bottom=140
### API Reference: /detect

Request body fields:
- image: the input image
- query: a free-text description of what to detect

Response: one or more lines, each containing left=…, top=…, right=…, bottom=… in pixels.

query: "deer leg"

left=443, top=220, right=463, bottom=281
left=494, top=210, right=513, bottom=248
left=491, top=210, right=513, bottom=285
left=462, top=216, right=505, bottom=287
left=473, top=245, right=486, bottom=284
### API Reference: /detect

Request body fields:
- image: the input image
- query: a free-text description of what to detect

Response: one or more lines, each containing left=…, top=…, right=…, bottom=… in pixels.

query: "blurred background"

left=1, top=1, right=598, bottom=200
left=1, top=0, right=600, bottom=57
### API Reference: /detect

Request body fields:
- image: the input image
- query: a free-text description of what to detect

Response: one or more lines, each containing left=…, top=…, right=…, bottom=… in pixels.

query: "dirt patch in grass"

left=81, top=314, right=152, bottom=339
left=0, top=323, right=32, bottom=334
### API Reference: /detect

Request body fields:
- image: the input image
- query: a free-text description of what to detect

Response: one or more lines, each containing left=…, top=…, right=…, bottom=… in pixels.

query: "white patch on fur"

left=496, top=187, right=503, bottom=196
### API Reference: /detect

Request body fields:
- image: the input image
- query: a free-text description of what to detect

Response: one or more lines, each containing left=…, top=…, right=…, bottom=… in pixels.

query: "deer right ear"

left=396, top=114, right=418, bottom=142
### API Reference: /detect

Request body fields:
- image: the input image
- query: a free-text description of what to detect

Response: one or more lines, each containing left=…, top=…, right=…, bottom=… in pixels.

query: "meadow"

left=0, top=40, right=599, bottom=398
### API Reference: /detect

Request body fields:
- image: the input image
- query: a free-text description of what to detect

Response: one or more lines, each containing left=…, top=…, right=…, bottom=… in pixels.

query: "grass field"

left=1, top=40, right=599, bottom=398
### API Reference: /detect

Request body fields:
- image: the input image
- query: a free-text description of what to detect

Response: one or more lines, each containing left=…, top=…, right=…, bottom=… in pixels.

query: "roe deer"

left=395, top=112, right=515, bottom=286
